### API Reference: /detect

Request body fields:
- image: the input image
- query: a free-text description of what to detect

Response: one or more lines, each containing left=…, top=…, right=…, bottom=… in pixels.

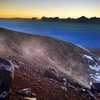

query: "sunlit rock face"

left=0, top=28, right=100, bottom=89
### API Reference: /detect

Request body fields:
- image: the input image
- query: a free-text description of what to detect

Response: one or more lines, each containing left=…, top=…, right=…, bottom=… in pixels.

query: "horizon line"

left=0, top=16, right=100, bottom=19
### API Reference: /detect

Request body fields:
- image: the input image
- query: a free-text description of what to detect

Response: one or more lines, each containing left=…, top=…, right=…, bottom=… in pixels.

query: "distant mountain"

left=41, top=16, right=100, bottom=24
left=1, top=16, right=100, bottom=24
left=0, top=28, right=100, bottom=100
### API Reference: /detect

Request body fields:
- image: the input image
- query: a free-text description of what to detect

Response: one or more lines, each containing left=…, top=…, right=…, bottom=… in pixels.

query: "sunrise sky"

left=0, top=0, right=100, bottom=18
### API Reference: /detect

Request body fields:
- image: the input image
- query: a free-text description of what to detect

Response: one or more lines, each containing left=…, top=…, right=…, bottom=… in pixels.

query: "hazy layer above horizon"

left=0, top=0, right=100, bottom=18
left=0, top=19, right=100, bottom=48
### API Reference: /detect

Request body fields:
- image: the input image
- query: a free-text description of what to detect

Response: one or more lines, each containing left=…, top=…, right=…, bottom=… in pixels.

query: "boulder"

left=17, top=88, right=35, bottom=97
left=0, top=58, right=14, bottom=93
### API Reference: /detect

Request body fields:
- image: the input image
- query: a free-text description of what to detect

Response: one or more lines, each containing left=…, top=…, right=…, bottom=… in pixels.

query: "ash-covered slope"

left=0, top=27, right=100, bottom=90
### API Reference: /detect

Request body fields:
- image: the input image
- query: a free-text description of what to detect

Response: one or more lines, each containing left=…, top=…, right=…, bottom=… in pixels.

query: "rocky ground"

left=0, top=28, right=100, bottom=100
left=9, top=59, right=96, bottom=100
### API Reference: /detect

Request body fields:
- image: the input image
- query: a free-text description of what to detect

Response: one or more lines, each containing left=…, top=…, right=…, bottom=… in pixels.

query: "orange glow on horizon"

left=0, top=13, right=42, bottom=19
left=1, top=15, right=100, bottom=19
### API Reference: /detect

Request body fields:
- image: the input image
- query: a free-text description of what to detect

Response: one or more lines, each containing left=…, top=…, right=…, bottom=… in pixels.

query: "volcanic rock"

left=0, top=58, right=14, bottom=93
left=0, top=28, right=100, bottom=100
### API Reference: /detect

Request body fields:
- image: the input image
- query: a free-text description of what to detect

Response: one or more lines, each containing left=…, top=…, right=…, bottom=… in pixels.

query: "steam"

left=18, top=39, right=92, bottom=89
left=20, top=40, right=46, bottom=59
left=0, top=36, right=6, bottom=53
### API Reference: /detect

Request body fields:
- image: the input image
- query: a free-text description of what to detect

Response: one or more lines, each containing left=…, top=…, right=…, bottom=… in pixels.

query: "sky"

left=0, top=0, right=100, bottom=18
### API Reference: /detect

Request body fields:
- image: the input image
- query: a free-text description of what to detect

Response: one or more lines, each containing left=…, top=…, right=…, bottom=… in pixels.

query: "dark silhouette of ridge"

left=40, top=16, right=100, bottom=24
left=1, top=16, right=100, bottom=23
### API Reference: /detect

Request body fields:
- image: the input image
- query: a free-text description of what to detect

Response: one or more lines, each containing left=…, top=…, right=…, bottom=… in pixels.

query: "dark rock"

left=43, top=68, right=59, bottom=81
left=0, top=58, right=14, bottom=93
left=91, top=83, right=100, bottom=93
left=17, top=88, right=35, bottom=97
